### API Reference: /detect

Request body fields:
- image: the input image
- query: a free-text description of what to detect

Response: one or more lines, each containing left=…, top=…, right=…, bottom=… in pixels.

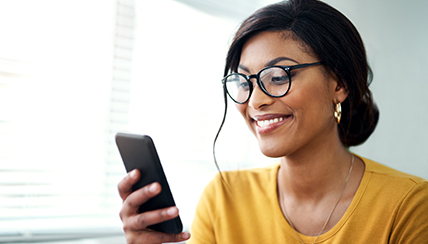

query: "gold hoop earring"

left=334, top=102, right=342, bottom=124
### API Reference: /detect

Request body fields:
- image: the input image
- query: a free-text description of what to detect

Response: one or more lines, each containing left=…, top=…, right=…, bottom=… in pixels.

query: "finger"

left=118, top=169, right=140, bottom=201
left=125, top=206, right=179, bottom=231
left=121, top=182, right=162, bottom=218
left=129, top=231, right=191, bottom=244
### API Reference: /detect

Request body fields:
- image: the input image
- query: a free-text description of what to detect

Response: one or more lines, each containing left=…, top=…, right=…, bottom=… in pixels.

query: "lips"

left=252, top=114, right=293, bottom=134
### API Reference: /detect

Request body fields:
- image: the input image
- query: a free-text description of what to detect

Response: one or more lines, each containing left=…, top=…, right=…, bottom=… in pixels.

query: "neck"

left=278, top=142, right=352, bottom=201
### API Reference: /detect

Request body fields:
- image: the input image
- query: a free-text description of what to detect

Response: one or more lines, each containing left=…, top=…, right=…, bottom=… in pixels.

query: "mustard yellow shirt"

left=188, top=156, right=428, bottom=243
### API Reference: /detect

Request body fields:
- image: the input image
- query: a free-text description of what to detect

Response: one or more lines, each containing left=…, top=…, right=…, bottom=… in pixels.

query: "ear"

left=334, top=82, right=349, bottom=104
left=328, top=70, right=348, bottom=104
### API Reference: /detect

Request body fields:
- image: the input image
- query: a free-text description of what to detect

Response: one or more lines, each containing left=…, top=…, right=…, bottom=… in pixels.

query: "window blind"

left=103, top=0, right=136, bottom=221
left=0, top=0, right=134, bottom=242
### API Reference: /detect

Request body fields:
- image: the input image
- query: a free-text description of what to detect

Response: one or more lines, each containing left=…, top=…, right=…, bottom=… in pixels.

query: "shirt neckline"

left=271, top=154, right=370, bottom=242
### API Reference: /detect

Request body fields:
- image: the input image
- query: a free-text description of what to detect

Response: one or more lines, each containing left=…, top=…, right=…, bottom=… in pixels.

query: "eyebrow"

left=266, top=57, right=299, bottom=66
left=238, top=56, right=299, bottom=73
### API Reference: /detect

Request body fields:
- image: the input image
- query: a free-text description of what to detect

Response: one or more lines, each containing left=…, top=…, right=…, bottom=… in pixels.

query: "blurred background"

left=0, top=0, right=426, bottom=243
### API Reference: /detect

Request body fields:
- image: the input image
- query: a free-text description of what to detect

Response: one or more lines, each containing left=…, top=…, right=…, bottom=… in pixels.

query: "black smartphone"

left=115, top=132, right=183, bottom=234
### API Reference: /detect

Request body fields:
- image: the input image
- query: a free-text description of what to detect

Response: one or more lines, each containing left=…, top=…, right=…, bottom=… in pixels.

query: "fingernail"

left=167, top=207, right=178, bottom=216
left=182, top=232, right=190, bottom=239
left=130, top=169, right=137, bottom=178
left=149, top=183, right=159, bottom=193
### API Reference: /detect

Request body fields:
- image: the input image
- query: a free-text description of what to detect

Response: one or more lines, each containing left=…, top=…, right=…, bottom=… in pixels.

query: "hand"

left=118, top=169, right=191, bottom=244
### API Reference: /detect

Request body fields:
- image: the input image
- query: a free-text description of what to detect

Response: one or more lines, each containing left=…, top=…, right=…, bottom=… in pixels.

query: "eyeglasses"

left=222, top=62, right=322, bottom=104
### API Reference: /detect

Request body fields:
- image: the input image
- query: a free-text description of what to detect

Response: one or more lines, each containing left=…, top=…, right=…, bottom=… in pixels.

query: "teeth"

left=256, top=117, right=285, bottom=127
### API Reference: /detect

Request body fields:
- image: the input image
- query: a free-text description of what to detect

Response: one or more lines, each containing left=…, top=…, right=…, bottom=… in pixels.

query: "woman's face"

left=236, top=31, right=347, bottom=158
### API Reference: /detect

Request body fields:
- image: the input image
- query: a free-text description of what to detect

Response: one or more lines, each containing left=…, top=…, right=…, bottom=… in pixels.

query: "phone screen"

left=115, top=133, right=183, bottom=234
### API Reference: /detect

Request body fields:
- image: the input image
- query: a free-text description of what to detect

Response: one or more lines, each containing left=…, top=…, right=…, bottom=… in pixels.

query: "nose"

left=248, top=81, right=275, bottom=109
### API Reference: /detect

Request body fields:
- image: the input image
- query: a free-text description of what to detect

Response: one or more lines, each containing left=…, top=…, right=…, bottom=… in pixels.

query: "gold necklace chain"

left=281, top=155, right=354, bottom=244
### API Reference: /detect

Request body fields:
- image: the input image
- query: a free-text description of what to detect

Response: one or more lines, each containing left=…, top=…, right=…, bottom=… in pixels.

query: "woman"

left=118, top=0, right=428, bottom=243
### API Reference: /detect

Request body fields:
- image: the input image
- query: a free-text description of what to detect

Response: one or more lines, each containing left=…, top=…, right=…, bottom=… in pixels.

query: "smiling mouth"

left=255, top=115, right=291, bottom=128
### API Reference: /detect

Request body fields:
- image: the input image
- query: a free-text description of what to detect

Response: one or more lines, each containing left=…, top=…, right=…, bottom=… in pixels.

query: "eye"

left=238, top=81, right=250, bottom=90
left=224, top=73, right=251, bottom=103
left=260, top=67, right=289, bottom=86
left=271, top=75, right=289, bottom=84
left=226, top=74, right=250, bottom=91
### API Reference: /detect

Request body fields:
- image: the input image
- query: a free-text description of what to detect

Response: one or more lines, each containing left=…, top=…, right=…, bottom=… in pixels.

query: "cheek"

left=288, top=79, right=335, bottom=127
left=235, top=103, right=256, bottom=133
left=304, top=95, right=336, bottom=134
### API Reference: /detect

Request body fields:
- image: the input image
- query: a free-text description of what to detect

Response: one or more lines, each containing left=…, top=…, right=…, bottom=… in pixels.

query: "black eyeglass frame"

left=222, top=61, right=322, bottom=104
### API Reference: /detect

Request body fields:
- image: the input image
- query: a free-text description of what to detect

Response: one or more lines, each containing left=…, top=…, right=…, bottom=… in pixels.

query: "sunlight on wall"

left=0, top=0, right=117, bottom=235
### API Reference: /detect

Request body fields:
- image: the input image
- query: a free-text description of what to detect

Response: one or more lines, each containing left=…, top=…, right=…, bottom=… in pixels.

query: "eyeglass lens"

left=224, top=66, right=290, bottom=103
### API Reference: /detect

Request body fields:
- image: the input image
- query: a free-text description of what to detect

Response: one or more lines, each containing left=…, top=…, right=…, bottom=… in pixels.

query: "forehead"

left=239, top=31, right=315, bottom=70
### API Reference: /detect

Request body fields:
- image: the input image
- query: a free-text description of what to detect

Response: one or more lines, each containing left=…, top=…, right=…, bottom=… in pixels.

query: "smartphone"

left=115, top=132, right=183, bottom=234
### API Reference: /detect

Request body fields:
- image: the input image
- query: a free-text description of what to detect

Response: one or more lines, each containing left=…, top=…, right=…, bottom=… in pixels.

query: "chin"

left=258, top=142, right=287, bottom=158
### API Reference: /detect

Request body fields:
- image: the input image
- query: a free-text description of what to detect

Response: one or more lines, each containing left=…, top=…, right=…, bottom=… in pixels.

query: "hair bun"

left=340, top=98, right=379, bottom=147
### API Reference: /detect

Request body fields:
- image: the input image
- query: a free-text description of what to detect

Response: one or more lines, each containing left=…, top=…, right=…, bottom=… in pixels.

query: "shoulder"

left=198, top=163, right=280, bottom=206
left=207, top=163, right=280, bottom=192
left=190, top=163, right=282, bottom=243
left=359, top=156, right=428, bottom=243
left=357, top=155, right=428, bottom=216
left=361, top=155, right=427, bottom=186
left=222, top=163, right=280, bottom=181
